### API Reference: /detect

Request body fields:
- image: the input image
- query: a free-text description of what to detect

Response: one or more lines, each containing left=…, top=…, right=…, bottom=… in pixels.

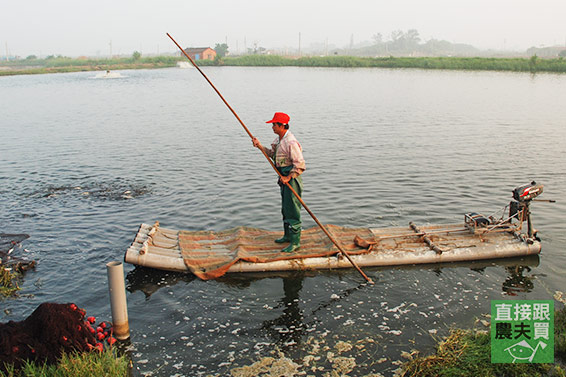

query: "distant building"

left=182, top=47, right=216, bottom=61
left=526, top=45, right=566, bottom=58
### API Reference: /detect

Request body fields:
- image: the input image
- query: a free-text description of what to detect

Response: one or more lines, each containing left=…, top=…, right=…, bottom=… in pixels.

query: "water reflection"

left=126, top=267, right=194, bottom=299
left=502, top=265, right=535, bottom=295
left=125, top=254, right=540, bottom=299
left=261, top=275, right=305, bottom=351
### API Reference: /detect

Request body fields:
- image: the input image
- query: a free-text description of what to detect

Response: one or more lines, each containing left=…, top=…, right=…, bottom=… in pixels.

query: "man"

left=252, top=112, right=305, bottom=252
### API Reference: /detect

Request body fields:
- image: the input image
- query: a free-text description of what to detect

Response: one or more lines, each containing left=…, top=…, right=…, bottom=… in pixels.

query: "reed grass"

left=401, top=329, right=564, bottom=377
left=0, top=56, right=179, bottom=76
left=402, top=306, right=566, bottom=377
left=0, top=349, right=129, bottom=377
left=221, top=55, right=566, bottom=73
left=3, top=54, right=566, bottom=76
left=557, top=307, right=566, bottom=359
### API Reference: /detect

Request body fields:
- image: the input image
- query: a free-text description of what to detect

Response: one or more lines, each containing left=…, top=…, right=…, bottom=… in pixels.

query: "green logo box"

left=491, top=300, right=554, bottom=363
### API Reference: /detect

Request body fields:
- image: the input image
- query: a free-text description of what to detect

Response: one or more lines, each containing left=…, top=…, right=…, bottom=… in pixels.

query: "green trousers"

left=278, top=166, right=303, bottom=235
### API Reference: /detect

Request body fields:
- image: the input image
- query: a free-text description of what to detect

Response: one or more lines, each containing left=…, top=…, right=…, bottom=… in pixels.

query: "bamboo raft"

left=124, top=182, right=546, bottom=280
left=124, top=219, right=541, bottom=280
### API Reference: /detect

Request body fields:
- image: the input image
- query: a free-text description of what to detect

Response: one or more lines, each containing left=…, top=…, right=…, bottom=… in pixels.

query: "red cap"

left=265, top=112, right=290, bottom=124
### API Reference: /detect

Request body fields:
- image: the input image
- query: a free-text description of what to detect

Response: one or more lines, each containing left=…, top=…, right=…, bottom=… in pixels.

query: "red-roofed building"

left=182, top=47, right=216, bottom=61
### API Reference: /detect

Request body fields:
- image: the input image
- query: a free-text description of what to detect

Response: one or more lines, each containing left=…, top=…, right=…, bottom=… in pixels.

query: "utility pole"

left=5, top=42, right=8, bottom=61
left=298, top=32, right=301, bottom=56
left=109, top=40, right=112, bottom=58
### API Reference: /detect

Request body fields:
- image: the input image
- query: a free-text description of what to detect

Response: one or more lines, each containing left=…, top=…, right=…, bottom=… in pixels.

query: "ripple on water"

left=1, top=67, right=565, bottom=376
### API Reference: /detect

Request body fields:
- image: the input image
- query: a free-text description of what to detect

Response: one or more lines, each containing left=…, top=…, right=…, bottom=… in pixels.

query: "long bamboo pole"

left=167, top=33, right=373, bottom=284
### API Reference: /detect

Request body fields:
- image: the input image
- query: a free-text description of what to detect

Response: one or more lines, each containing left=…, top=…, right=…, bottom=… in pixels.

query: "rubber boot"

left=281, top=229, right=300, bottom=253
left=274, top=225, right=290, bottom=244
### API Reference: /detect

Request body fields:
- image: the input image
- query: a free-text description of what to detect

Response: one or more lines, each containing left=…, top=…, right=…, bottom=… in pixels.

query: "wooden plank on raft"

left=409, top=221, right=444, bottom=254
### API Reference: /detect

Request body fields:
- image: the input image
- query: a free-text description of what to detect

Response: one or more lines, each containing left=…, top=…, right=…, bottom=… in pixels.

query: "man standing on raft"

left=252, top=112, right=306, bottom=253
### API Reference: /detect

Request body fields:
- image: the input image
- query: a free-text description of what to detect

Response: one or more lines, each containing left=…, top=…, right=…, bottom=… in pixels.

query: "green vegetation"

left=0, top=55, right=180, bottom=76
left=0, top=349, right=129, bottom=377
left=557, top=307, right=566, bottom=358
left=214, top=43, right=229, bottom=58
left=218, top=55, right=566, bottom=73
left=2, top=54, right=566, bottom=76
left=402, top=329, right=564, bottom=377
left=0, top=265, right=20, bottom=297
left=402, top=306, right=566, bottom=377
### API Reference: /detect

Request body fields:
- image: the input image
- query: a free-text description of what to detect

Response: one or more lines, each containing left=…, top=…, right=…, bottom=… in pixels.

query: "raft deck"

left=124, top=221, right=541, bottom=280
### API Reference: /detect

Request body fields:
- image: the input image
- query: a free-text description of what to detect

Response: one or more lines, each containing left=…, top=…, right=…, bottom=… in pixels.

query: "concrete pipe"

left=106, top=261, right=130, bottom=340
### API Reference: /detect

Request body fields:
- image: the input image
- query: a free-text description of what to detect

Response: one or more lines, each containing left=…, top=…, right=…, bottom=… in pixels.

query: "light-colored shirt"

left=265, top=131, right=305, bottom=178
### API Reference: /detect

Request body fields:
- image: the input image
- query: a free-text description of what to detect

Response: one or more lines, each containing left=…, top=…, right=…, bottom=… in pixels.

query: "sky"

left=1, top=0, right=565, bottom=57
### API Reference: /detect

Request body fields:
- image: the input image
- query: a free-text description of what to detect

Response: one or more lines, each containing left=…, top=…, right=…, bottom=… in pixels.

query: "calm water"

left=1, top=66, right=565, bottom=376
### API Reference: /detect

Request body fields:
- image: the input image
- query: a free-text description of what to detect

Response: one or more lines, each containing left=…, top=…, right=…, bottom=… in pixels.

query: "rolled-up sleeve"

left=262, top=141, right=277, bottom=159
left=288, top=141, right=305, bottom=177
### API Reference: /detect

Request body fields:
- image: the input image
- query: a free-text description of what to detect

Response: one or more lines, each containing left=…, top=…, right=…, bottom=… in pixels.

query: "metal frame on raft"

left=124, top=182, right=551, bottom=278
left=464, top=181, right=550, bottom=242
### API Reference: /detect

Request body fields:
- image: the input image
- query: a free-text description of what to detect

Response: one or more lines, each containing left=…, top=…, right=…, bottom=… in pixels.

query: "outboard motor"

left=465, top=181, right=551, bottom=241
left=509, top=181, right=544, bottom=239
left=512, top=181, right=543, bottom=202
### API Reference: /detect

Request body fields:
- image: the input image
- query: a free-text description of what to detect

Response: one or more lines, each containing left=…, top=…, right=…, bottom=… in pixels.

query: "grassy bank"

left=0, top=349, right=129, bottom=377
left=2, top=55, right=566, bottom=76
left=218, top=55, right=566, bottom=73
left=401, top=306, right=566, bottom=377
left=0, top=56, right=179, bottom=76
left=402, top=329, right=564, bottom=377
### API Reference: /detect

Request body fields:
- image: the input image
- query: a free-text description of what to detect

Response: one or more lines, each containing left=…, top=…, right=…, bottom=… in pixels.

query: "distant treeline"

left=210, top=55, right=566, bottom=73
left=2, top=54, right=566, bottom=76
